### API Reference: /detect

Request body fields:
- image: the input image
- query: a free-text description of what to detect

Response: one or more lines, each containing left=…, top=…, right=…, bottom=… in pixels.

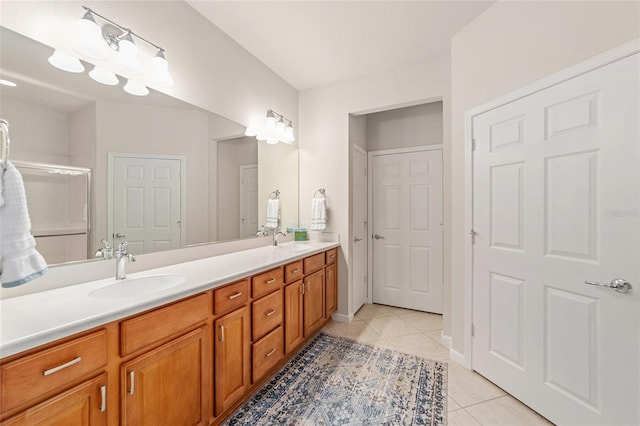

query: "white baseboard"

left=440, top=333, right=451, bottom=349
left=449, top=347, right=470, bottom=369
left=331, top=312, right=353, bottom=323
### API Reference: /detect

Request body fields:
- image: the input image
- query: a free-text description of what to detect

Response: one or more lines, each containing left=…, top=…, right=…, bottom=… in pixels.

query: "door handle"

left=584, top=278, right=632, bottom=294
left=354, top=237, right=363, bottom=243
left=374, top=234, right=385, bottom=240
left=115, top=233, right=126, bottom=238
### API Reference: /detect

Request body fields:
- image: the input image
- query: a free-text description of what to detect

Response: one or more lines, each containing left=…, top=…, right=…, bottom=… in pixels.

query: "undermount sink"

left=89, top=275, right=187, bottom=299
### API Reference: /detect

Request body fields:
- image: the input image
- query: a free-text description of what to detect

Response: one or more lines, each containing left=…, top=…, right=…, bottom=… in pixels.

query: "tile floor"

left=321, top=303, right=553, bottom=426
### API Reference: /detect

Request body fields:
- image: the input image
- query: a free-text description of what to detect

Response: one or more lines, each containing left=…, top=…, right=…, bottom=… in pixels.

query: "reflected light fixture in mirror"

left=47, top=6, right=173, bottom=96
left=245, top=110, right=295, bottom=145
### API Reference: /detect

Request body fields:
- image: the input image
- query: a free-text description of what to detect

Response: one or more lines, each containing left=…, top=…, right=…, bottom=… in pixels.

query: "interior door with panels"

left=472, top=53, right=639, bottom=425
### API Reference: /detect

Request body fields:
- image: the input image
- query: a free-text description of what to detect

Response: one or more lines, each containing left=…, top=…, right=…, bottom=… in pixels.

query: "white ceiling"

left=188, top=1, right=494, bottom=91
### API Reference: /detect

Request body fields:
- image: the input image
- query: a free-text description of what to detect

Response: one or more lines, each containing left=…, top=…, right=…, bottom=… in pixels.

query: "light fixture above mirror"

left=47, top=6, right=173, bottom=97
left=245, top=110, right=295, bottom=145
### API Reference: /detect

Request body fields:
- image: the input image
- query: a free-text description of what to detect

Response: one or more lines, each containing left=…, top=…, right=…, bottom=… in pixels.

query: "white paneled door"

left=372, top=149, right=443, bottom=313
left=472, top=53, right=639, bottom=425
left=112, top=155, right=182, bottom=254
left=352, top=145, right=368, bottom=313
left=240, top=165, right=258, bottom=238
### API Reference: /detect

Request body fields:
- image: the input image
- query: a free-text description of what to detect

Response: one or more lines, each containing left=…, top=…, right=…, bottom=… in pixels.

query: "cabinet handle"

left=266, top=348, right=276, bottom=357
left=129, top=371, right=135, bottom=395
left=330, top=254, right=336, bottom=258
left=265, top=278, right=276, bottom=284
left=228, top=292, right=242, bottom=300
left=265, top=309, right=277, bottom=317
left=301, top=282, right=305, bottom=295
left=220, top=325, right=225, bottom=342
left=292, top=269, right=300, bottom=274
left=43, top=356, right=82, bottom=376
left=100, top=385, right=107, bottom=412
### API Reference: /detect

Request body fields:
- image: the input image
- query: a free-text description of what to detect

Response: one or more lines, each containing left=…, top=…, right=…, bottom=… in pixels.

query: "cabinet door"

left=303, top=269, right=325, bottom=336
left=121, top=328, right=205, bottom=426
left=325, top=263, right=338, bottom=318
left=214, top=306, right=250, bottom=416
left=3, top=374, right=107, bottom=426
left=284, top=280, right=304, bottom=354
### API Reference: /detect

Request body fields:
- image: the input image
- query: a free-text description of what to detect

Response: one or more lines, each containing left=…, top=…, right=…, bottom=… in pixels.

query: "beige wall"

left=449, top=0, right=640, bottom=357
left=299, top=53, right=450, bottom=318
left=365, top=102, right=443, bottom=151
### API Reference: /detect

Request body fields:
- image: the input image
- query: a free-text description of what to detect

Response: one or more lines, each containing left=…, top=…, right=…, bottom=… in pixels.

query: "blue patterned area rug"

left=224, top=332, right=447, bottom=425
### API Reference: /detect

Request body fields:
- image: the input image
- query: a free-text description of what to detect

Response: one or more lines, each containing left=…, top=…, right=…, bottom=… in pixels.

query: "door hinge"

left=470, top=229, right=477, bottom=244
left=472, top=138, right=476, bottom=151
left=471, top=324, right=475, bottom=337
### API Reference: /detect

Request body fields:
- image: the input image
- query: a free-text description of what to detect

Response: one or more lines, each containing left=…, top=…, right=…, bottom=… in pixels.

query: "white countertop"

left=0, top=241, right=339, bottom=358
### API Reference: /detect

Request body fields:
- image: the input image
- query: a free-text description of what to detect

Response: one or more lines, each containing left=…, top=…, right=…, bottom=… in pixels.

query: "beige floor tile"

left=366, top=316, right=421, bottom=338
left=397, top=312, right=443, bottom=332
left=376, top=334, right=450, bottom=360
left=322, top=321, right=381, bottom=343
left=464, top=395, right=552, bottom=425
left=424, top=329, right=448, bottom=347
left=447, top=409, right=482, bottom=426
left=353, top=303, right=395, bottom=320
left=448, top=397, right=462, bottom=412
left=447, top=363, right=506, bottom=407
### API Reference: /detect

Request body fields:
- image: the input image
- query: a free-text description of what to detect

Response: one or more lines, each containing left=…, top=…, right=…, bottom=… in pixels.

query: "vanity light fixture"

left=47, top=6, right=173, bottom=96
left=245, top=110, right=295, bottom=144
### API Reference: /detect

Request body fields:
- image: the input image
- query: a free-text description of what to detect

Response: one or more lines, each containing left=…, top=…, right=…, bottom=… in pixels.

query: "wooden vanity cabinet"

left=121, top=328, right=205, bottom=426
left=214, top=306, right=250, bottom=416
left=1, top=246, right=339, bottom=426
left=119, top=293, right=210, bottom=426
left=2, top=374, right=108, bottom=426
left=0, top=330, right=108, bottom=425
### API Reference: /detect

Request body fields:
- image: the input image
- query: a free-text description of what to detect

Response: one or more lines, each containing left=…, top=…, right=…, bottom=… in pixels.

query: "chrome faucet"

left=95, top=239, right=113, bottom=260
left=115, top=241, right=136, bottom=280
left=272, top=228, right=287, bottom=246
left=256, top=225, right=287, bottom=246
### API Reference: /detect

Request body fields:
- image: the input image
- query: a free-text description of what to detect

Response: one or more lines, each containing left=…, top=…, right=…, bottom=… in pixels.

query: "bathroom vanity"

left=0, top=242, right=339, bottom=425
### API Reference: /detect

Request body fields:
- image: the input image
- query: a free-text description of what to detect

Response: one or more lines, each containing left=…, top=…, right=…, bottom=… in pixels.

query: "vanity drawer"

left=252, top=267, right=284, bottom=299
left=326, top=248, right=338, bottom=264
left=303, top=253, right=325, bottom=274
left=121, top=293, right=209, bottom=356
left=252, top=326, right=284, bottom=382
left=252, top=289, right=283, bottom=341
left=284, top=260, right=303, bottom=283
left=214, top=279, right=250, bottom=315
left=1, top=329, right=107, bottom=413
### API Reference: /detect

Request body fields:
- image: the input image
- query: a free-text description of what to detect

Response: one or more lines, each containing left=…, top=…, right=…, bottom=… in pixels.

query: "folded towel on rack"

left=310, top=197, right=327, bottom=231
left=1, top=161, right=47, bottom=288
left=265, top=198, right=279, bottom=229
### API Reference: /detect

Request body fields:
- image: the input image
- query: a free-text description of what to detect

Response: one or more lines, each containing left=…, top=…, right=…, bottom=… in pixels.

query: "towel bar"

left=314, top=188, right=326, bottom=198
left=269, top=189, right=280, bottom=199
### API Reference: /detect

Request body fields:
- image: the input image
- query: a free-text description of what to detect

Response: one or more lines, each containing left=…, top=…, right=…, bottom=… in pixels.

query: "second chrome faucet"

left=115, top=241, right=136, bottom=279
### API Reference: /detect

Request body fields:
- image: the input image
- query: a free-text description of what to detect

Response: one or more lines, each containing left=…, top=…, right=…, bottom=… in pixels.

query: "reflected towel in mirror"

left=0, top=161, right=47, bottom=287
left=265, top=198, right=279, bottom=229
left=311, top=197, right=327, bottom=231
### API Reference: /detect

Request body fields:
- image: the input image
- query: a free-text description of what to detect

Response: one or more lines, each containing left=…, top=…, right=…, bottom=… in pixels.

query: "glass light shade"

left=73, top=12, right=109, bottom=59
left=256, top=132, right=268, bottom=141
left=276, top=118, right=285, bottom=138
left=284, top=126, right=295, bottom=142
left=89, top=66, right=119, bottom=85
left=245, top=127, right=258, bottom=137
left=148, top=52, right=173, bottom=87
left=116, top=36, right=143, bottom=75
left=266, top=138, right=279, bottom=145
left=266, top=115, right=276, bottom=131
left=48, top=50, right=85, bottom=73
left=124, top=79, right=149, bottom=96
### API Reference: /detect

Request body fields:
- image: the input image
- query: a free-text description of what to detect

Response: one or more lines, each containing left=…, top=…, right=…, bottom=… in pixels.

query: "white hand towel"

left=1, top=161, right=47, bottom=287
left=265, top=198, right=279, bottom=229
left=310, top=197, right=327, bottom=231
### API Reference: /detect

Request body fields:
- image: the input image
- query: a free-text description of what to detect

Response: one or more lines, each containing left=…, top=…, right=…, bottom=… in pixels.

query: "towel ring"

left=314, top=188, right=326, bottom=198
left=269, top=190, right=280, bottom=200
left=1, top=119, right=9, bottom=175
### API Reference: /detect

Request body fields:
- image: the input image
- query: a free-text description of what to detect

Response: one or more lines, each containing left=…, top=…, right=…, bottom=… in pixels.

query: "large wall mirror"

left=0, top=26, right=299, bottom=266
